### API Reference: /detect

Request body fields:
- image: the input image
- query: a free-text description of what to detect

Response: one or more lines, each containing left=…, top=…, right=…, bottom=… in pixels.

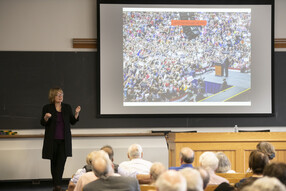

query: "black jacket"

left=40, top=103, right=79, bottom=159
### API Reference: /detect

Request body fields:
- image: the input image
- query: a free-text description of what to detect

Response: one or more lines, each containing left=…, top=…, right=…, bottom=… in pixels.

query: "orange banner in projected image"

left=171, top=20, right=207, bottom=26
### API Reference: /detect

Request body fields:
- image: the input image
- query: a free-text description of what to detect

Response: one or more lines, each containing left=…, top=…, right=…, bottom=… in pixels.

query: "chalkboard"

left=0, top=51, right=286, bottom=129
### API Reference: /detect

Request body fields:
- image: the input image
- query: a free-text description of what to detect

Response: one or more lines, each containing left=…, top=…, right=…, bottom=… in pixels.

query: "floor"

left=0, top=180, right=69, bottom=191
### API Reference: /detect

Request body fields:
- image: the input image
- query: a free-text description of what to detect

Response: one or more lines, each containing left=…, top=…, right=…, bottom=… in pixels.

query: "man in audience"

left=100, top=145, right=119, bottom=173
left=263, top=162, right=286, bottom=186
left=169, top=147, right=194, bottom=170
left=150, top=162, right=166, bottom=184
left=180, top=167, right=203, bottom=191
left=241, top=177, right=286, bottom=191
left=83, top=150, right=140, bottom=191
left=155, top=170, right=187, bottom=191
left=199, top=151, right=229, bottom=185
left=195, top=167, right=210, bottom=190
left=118, top=144, right=153, bottom=183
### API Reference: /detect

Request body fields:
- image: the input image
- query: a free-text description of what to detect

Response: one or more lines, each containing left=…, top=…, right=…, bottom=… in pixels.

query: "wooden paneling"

left=72, top=38, right=286, bottom=49
left=167, top=132, right=286, bottom=173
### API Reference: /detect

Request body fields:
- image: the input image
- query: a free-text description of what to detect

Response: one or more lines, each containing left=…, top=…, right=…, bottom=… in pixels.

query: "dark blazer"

left=83, top=176, right=140, bottom=191
left=40, top=103, right=79, bottom=159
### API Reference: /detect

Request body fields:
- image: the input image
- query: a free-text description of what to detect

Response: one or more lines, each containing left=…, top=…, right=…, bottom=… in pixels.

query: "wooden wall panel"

left=167, top=132, right=286, bottom=173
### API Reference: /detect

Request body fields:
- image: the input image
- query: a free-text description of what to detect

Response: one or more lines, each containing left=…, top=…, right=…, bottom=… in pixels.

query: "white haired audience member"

left=118, top=144, right=153, bottom=183
left=155, top=170, right=187, bottom=191
left=241, top=177, right=286, bottom=191
left=215, top=152, right=235, bottom=173
left=199, top=151, right=229, bottom=185
left=180, top=167, right=203, bottom=191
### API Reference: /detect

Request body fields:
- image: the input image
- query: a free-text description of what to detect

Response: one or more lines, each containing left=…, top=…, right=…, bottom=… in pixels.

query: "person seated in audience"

left=150, top=162, right=166, bottom=185
left=214, top=182, right=235, bottom=191
left=215, top=152, right=236, bottom=173
left=118, top=144, right=153, bottom=184
left=256, top=141, right=276, bottom=161
left=155, top=170, right=187, bottom=191
left=68, top=151, right=94, bottom=191
left=100, top=145, right=119, bottom=173
left=180, top=167, right=203, bottom=191
left=240, top=177, right=286, bottom=191
left=263, top=162, right=286, bottom=186
left=199, top=151, right=229, bottom=185
left=169, top=147, right=194, bottom=170
left=235, top=150, right=269, bottom=190
left=195, top=167, right=210, bottom=190
left=83, top=150, right=140, bottom=191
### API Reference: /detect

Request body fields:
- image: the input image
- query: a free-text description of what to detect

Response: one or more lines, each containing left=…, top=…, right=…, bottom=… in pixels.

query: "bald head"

left=156, top=170, right=187, bottom=191
left=180, top=147, right=194, bottom=164
left=92, top=150, right=114, bottom=178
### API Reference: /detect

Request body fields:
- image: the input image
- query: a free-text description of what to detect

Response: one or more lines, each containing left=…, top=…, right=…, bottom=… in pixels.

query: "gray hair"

left=150, top=162, right=166, bottom=182
left=215, top=152, right=231, bottom=173
left=92, top=150, right=114, bottom=179
left=199, top=152, right=219, bottom=171
left=180, top=168, right=203, bottom=191
left=241, top=176, right=286, bottom=191
left=128, top=144, right=143, bottom=159
left=156, top=170, right=187, bottom=191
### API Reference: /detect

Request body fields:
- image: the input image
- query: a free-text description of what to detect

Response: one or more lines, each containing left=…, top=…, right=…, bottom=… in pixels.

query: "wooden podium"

left=215, top=65, right=223, bottom=76
left=166, top=132, right=286, bottom=172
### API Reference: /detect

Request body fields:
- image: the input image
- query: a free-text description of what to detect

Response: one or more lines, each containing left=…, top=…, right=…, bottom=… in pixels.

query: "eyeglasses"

left=56, top=93, right=64, bottom=97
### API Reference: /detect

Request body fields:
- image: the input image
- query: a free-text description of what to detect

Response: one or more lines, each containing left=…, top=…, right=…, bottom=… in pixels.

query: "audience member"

left=199, top=152, right=229, bottom=185
left=214, top=182, right=235, bottom=191
left=83, top=150, right=140, bottom=191
left=68, top=151, right=94, bottom=191
left=235, top=150, right=269, bottom=189
left=150, top=162, right=166, bottom=184
left=215, top=152, right=235, bottom=173
left=155, top=170, right=187, bottom=191
left=169, top=147, right=194, bottom=170
left=195, top=167, right=210, bottom=190
left=240, top=177, right=286, bottom=191
left=100, top=145, right=119, bottom=173
left=257, top=142, right=276, bottom=161
left=180, top=167, right=203, bottom=191
left=118, top=144, right=153, bottom=183
left=263, top=162, right=286, bottom=186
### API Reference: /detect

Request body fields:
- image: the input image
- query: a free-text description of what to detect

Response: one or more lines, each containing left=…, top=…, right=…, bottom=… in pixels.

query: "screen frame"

left=96, top=0, right=275, bottom=118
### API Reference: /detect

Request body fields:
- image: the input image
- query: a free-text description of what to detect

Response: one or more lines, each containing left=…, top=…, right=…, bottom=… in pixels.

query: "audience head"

left=86, top=151, right=96, bottom=165
left=128, top=144, right=143, bottom=159
left=150, top=162, right=166, bottom=183
left=100, top=145, right=115, bottom=162
left=91, top=150, right=114, bottom=179
left=195, top=167, right=210, bottom=189
left=199, top=152, right=219, bottom=172
left=256, top=141, right=276, bottom=160
left=215, top=152, right=232, bottom=173
left=155, top=170, right=187, bottom=191
left=263, top=162, right=286, bottom=186
left=180, top=167, right=203, bottom=191
left=248, top=150, right=269, bottom=175
left=180, top=147, right=195, bottom=164
left=241, top=177, right=286, bottom=191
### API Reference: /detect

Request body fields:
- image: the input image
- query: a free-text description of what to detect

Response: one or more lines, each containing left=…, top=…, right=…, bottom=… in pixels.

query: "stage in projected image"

left=123, top=8, right=251, bottom=106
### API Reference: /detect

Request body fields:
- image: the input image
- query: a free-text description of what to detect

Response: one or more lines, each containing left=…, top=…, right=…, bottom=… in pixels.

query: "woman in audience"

left=215, top=152, right=236, bottom=173
left=256, top=141, right=276, bottom=161
left=199, top=152, right=229, bottom=185
left=235, top=150, right=269, bottom=190
left=263, top=162, right=286, bottom=186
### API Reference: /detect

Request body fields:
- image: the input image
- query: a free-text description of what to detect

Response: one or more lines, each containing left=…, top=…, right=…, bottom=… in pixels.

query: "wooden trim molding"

left=275, top=38, right=286, bottom=48
left=72, top=38, right=286, bottom=49
left=73, top=38, right=97, bottom=49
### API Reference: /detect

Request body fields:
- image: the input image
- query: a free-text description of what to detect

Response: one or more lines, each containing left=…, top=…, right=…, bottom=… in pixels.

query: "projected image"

left=123, top=8, right=251, bottom=106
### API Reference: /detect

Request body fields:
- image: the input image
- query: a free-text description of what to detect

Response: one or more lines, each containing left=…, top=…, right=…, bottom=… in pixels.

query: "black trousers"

left=51, top=139, right=67, bottom=186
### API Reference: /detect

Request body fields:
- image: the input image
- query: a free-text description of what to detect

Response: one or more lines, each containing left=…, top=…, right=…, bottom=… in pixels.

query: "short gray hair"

left=156, top=170, right=187, bottom=191
left=241, top=176, right=286, bottom=191
left=180, top=168, right=203, bottom=191
left=199, top=152, right=219, bottom=171
left=92, top=150, right=114, bottom=179
left=128, top=144, right=143, bottom=159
